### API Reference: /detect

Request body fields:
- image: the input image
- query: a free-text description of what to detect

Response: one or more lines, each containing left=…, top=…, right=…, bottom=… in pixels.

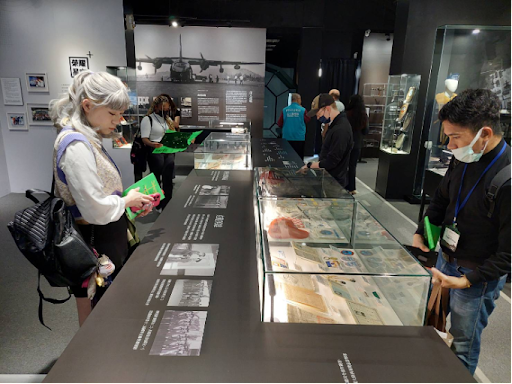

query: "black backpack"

left=130, top=116, right=153, bottom=171
left=487, top=164, right=511, bottom=218
left=7, top=185, right=98, bottom=329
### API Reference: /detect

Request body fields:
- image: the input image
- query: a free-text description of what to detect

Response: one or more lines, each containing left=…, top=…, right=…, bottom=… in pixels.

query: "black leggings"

left=147, top=152, right=175, bottom=209
left=70, top=216, right=129, bottom=298
left=347, top=147, right=360, bottom=192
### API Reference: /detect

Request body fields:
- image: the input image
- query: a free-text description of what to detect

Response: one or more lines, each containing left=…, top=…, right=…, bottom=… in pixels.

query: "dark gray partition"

left=44, top=146, right=474, bottom=383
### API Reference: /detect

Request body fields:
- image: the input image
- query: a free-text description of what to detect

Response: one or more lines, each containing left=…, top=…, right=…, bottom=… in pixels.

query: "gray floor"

left=0, top=156, right=509, bottom=382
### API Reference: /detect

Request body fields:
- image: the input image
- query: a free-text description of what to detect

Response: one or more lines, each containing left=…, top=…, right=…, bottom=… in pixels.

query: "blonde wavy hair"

left=49, top=71, right=130, bottom=145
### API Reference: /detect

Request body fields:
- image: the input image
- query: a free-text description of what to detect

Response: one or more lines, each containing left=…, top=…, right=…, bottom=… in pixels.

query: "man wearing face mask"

left=413, top=89, right=510, bottom=375
left=300, top=93, right=353, bottom=188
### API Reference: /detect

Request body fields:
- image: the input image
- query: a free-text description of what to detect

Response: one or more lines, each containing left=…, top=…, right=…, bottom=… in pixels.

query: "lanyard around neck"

left=454, top=142, right=506, bottom=224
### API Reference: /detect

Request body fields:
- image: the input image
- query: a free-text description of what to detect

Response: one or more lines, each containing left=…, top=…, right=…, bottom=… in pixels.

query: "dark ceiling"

left=126, top=0, right=396, bottom=31
left=125, top=0, right=397, bottom=69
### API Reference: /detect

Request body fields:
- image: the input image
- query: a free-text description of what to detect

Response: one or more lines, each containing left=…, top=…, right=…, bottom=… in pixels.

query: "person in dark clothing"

left=300, top=93, right=353, bottom=187
left=141, top=94, right=179, bottom=211
left=413, top=89, right=510, bottom=375
left=345, top=95, right=369, bottom=194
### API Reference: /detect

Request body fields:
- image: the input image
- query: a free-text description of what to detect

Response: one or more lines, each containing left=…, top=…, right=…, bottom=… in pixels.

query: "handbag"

left=7, top=180, right=99, bottom=329
left=426, top=283, right=450, bottom=332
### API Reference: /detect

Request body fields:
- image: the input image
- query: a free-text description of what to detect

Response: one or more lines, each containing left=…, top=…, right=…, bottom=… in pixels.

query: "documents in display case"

left=380, top=74, right=421, bottom=155
left=194, top=132, right=252, bottom=170
left=254, top=167, right=430, bottom=326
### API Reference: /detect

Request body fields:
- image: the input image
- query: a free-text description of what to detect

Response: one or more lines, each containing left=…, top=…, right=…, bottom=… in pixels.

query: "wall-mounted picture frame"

left=27, top=104, right=52, bottom=126
left=25, top=72, right=49, bottom=93
left=6, top=112, right=28, bottom=131
left=1, top=78, right=24, bottom=105
left=69, top=57, right=89, bottom=78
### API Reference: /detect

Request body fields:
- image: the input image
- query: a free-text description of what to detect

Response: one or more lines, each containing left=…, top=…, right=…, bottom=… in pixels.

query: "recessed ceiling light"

left=472, top=29, right=480, bottom=34
left=172, top=21, right=179, bottom=28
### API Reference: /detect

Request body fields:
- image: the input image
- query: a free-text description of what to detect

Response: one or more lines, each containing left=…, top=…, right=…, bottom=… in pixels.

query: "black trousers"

left=347, top=147, right=361, bottom=192
left=147, top=152, right=175, bottom=209
left=70, top=216, right=129, bottom=298
left=288, top=140, right=305, bottom=160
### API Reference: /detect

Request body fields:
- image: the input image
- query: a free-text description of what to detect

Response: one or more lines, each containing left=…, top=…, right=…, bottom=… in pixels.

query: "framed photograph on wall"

left=27, top=104, right=52, bottom=126
left=25, top=73, right=49, bottom=93
left=1, top=78, right=24, bottom=105
left=6, top=112, right=28, bottom=131
left=69, top=57, right=89, bottom=78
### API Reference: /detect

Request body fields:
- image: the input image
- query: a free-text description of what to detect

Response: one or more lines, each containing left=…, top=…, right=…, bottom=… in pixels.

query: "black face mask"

left=163, top=110, right=170, bottom=117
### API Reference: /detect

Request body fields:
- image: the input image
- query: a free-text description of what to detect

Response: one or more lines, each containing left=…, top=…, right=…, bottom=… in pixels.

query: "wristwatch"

left=307, top=162, right=312, bottom=169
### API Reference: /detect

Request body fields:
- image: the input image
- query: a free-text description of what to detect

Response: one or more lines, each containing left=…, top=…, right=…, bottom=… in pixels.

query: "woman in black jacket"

left=345, top=95, right=369, bottom=194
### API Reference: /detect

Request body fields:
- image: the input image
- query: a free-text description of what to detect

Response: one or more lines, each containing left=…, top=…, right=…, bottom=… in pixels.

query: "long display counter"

left=44, top=139, right=474, bottom=383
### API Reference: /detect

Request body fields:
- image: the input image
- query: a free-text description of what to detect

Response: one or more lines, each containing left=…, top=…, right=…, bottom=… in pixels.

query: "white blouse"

left=140, top=112, right=168, bottom=142
left=58, top=141, right=126, bottom=225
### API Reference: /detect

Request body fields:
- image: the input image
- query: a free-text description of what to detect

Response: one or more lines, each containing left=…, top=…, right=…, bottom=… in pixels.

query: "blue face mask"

left=318, top=110, right=331, bottom=125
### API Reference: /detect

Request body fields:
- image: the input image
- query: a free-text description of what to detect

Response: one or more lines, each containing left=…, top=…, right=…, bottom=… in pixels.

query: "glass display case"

left=209, top=120, right=251, bottom=134
left=254, top=167, right=430, bottom=326
left=362, top=83, right=387, bottom=157
left=422, top=25, right=511, bottom=179
left=194, top=132, right=252, bottom=170
left=106, top=66, right=139, bottom=149
left=380, top=74, right=421, bottom=155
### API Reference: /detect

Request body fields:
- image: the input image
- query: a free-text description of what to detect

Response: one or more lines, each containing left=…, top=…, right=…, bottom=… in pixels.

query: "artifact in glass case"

left=194, top=132, right=252, bottom=170
left=380, top=74, right=421, bottom=155
left=254, top=167, right=430, bottom=326
left=422, top=26, right=510, bottom=184
left=106, top=66, right=139, bottom=149
left=209, top=120, right=251, bottom=134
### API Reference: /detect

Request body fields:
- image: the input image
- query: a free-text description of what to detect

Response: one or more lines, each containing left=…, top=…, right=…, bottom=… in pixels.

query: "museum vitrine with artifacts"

left=362, top=83, right=387, bottom=157
left=254, top=167, right=430, bottom=326
left=194, top=132, right=252, bottom=170
left=106, top=66, right=139, bottom=149
left=380, top=74, right=421, bottom=155
left=422, top=25, right=511, bottom=179
left=209, top=120, right=251, bottom=134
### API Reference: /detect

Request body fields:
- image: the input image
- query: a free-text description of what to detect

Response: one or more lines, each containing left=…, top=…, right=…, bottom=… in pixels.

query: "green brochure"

left=424, top=216, right=441, bottom=250
left=152, top=130, right=203, bottom=154
left=122, top=173, right=165, bottom=220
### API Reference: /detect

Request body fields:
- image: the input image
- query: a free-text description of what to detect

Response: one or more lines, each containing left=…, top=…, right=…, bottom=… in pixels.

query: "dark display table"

left=44, top=141, right=473, bottom=383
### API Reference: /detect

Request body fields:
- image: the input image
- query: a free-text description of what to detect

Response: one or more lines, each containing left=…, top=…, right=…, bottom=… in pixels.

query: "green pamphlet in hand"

left=122, top=173, right=165, bottom=220
left=152, top=130, right=203, bottom=154
left=424, top=216, right=441, bottom=250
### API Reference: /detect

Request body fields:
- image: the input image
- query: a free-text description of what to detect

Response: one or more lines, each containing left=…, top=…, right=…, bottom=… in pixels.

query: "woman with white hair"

left=50, top=71, right=153, bottom=326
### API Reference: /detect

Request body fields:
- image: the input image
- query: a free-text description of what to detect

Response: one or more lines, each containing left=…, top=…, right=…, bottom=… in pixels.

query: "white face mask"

left=451, top=128, right=488, bottom=163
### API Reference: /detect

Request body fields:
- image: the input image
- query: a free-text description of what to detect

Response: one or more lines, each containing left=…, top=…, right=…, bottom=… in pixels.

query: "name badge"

left=441, top=225, right=460, bottom=252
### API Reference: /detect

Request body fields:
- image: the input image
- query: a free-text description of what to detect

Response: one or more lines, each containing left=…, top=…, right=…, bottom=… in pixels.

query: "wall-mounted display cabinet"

left=380, top=74, right=421, bottom=155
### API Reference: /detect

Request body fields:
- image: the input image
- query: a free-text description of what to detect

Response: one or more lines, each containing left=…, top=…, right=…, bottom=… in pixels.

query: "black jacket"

left=319, top=112, right=353, bottom=186
left=416, top=139, right=511, bottom=284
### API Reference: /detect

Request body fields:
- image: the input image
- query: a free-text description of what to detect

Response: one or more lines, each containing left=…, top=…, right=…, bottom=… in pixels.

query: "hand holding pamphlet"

left=123, top=173, right=165, bottom=220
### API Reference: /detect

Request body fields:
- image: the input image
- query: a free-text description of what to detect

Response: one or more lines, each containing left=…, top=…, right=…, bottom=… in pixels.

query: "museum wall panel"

left=0, top=0, right=129, bottom=193
left=0, top=127, right=10, bottom=198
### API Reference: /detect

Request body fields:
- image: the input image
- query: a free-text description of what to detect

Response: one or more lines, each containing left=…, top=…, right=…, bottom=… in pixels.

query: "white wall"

left=0, top=125, right=10, bottom=198
left=0, top=0, right=129, bottom=193
left=359, top=33, right=394, bottom=94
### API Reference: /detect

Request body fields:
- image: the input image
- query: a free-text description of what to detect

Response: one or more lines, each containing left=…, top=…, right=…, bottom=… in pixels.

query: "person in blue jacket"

left=277, top=93, right=311, bottom=159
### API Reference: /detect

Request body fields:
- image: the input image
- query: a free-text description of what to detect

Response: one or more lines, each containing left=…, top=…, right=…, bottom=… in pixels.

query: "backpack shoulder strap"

left=487, top=164, right=511, bottom=218
left=37, top=272, right=71, bottom=330
left=56, top=131, right=94, bottom=185
left=148, top=115, right=153, bottom=128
